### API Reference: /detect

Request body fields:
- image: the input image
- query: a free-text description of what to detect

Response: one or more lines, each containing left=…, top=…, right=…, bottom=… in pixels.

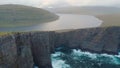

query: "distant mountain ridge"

left=47, top=6, right=120, bottom=15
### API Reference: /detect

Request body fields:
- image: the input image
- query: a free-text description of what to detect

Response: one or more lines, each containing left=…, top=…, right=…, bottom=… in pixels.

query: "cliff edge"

left=0, top=26, right=119, bottom=68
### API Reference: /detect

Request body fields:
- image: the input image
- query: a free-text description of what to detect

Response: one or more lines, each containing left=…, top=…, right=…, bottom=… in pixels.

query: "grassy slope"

left=0, top=4, right=59, bottom=28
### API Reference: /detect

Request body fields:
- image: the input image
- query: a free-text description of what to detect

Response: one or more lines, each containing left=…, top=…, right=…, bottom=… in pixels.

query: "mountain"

left=0, top=4, right=59, bottom=28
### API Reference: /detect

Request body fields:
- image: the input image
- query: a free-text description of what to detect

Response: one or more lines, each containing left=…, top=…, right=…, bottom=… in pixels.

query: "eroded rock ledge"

left=0, top=26, right=120, bottom=68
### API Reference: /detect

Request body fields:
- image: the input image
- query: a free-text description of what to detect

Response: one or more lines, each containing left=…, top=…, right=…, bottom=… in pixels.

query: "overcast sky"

left=0, top=0, right=120, bottom=8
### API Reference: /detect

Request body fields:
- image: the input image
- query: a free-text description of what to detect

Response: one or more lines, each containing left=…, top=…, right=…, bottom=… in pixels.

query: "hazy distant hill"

left=48, top=6, right=120, bottom=15
left=47, top=6, right=120, bottom=27
left=0, top=4, right=59, bottom=28
left=97, top=14, right=120, bottom=27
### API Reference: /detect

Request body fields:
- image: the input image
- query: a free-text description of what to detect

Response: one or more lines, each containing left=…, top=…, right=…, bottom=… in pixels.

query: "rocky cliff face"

left=55, top=27, right=120, bottom=54
left=15, top=33, right=34, bottom=68
left=0, top=35, right=17, bottom=68
left=0, top=26, right=119, bottom=68
left=30, top=32, right=53, bottom=68
left=0, top=33, right=34, bottom=68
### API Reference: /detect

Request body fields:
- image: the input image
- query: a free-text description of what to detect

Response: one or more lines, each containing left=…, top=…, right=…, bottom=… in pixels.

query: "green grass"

left=0, top=4, right=59, bottom=28
left=0, top=32, right=12, bottom=36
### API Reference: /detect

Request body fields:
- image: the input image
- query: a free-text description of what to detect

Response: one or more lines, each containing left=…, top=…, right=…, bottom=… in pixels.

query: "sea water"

left=51, top=49, right=120, bottom=68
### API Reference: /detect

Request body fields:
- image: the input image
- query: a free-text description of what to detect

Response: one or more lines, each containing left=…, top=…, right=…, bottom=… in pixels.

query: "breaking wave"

left=51, top=49, right=120, bottom=68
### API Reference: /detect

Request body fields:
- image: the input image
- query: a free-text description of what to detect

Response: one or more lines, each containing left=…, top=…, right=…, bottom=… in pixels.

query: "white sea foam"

left=51, top=52, right=71, bottom=68
left=72, top=49, right=120, bottom=64
left=34, top=66, right=38, bottom=68
left=52, top=59, right=70, bottom=68
left=72, top=49, right=97, bottom=59
left=51, top=49, right=120, bottom=68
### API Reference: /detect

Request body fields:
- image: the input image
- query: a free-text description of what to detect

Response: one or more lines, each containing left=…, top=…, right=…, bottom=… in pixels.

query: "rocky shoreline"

left=0, top=26, right=120, bottom=68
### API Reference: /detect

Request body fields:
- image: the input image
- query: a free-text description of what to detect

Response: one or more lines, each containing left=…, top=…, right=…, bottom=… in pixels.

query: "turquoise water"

left=51, top=49, right=120, bottom=68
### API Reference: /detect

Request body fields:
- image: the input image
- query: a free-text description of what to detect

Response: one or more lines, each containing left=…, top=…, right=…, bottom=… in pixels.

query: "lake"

left=0, top=14, right=102, bottom=31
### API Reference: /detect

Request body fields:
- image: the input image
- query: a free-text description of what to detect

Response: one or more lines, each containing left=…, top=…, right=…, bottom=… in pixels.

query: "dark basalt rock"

left=0, top=26, right=119, bottom=68
left=55, top=27, right=120, bottom=54
left=0, top=33, right=34, bottom=68
left=0, top=35, right=17, bottom=68
left=15, top=33, right=34, bottom=68
left=30, top=32, right=53, bottom=68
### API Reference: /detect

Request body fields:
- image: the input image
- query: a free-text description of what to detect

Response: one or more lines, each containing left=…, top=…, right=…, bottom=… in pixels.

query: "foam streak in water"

left=51, top=49, right=120, bottom=68
left=51, top=52, right=71, bottom=68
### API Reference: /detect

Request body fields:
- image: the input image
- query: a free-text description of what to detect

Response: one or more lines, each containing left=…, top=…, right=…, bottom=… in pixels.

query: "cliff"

left=0, top=33, right=34, bottom=68
left=55, top=27, right=120, bottom=54
left=30, top=32, right=54, bottom=68
left=0, top=26, right=119, bottom=68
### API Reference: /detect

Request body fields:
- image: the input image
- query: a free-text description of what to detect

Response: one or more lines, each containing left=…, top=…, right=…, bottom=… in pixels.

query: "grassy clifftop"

left=0, top=4, right=59, bottom=28
left=0, top=32, right=12, bottom=36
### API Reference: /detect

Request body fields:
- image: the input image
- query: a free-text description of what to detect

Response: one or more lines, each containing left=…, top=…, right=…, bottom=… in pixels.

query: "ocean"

left=51, top=49, right=120, bottom=68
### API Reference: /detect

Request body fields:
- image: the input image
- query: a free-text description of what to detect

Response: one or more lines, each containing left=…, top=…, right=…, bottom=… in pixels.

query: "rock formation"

left=0, top=26, right=119, bottom=68
left=15, top=33, right=34, bottom=68
left=0, top=33, right=34, bottom=68
left=30, top=32, right=53, bottom=68
left=55, top=27, right=120, bottom=54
